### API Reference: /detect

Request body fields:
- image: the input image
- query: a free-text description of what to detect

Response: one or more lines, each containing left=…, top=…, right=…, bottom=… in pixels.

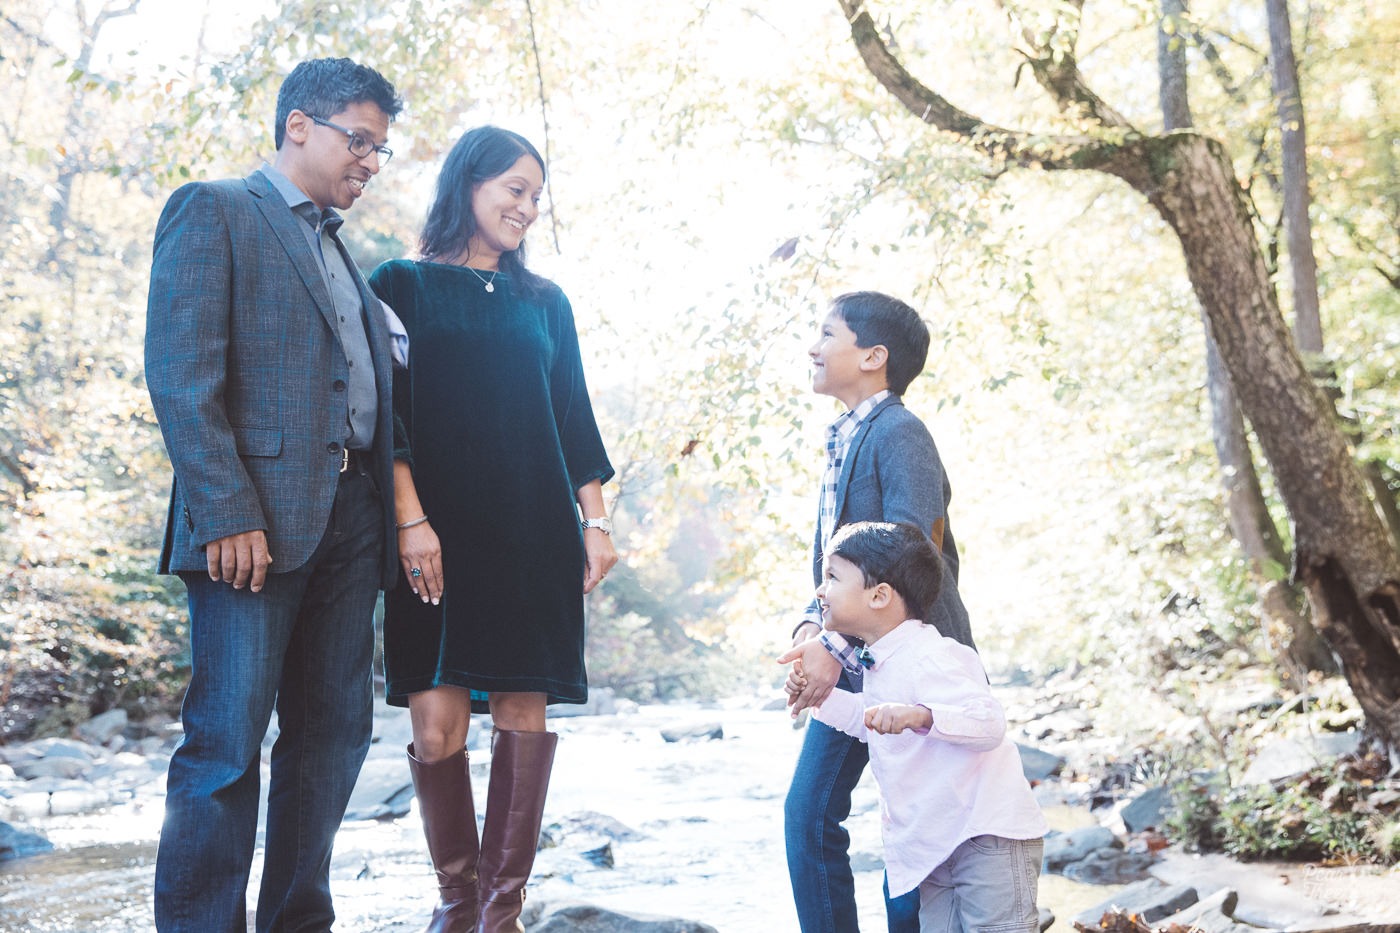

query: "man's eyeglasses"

left=308, top=115, right=393, bottom=165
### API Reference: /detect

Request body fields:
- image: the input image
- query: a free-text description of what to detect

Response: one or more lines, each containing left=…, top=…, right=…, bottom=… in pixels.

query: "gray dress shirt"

left=259, top=164, right=377, bottom=449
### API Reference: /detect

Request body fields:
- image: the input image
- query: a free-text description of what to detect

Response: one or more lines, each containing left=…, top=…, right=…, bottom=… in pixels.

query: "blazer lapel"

left=832, top=395, right=902, bottom=521
left=244, top=172, right=340, bottom=337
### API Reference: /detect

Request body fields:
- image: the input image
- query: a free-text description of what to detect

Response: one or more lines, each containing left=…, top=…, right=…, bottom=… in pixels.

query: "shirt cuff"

left=820, top=632, right=865, bottom=676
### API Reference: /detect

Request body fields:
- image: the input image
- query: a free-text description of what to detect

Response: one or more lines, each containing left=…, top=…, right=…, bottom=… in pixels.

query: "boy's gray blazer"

left=810, top=395, right=974, bottom=649
left=145, top=170, right=398, bottom=588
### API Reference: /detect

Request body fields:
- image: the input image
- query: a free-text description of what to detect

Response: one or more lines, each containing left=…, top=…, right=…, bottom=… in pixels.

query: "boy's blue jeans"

left=785, top=714, right=919, bottom=933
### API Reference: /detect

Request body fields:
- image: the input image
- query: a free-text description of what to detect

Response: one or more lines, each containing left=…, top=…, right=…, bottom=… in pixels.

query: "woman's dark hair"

left=275, top=58, right=402, bottom=150
left=829, top=291, right=931, bottom=395
left=419, top=126, right=548, bottom=295
left=827, top=521, right=943, bottom=621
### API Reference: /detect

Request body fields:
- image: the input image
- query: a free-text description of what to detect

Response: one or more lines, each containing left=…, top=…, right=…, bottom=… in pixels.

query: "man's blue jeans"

left=785, top=713, right=919, bottom=933
left=154, top=469, right=381, bottom=933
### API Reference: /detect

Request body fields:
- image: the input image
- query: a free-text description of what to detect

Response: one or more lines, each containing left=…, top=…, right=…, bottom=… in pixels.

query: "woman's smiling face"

left=465, top=154, right=544, bottom=267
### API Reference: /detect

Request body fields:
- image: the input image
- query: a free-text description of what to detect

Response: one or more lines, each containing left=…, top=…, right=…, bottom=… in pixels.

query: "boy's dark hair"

left=275, top=58, right=403, bottom=150
left=827, top=521, right=943, bottom=621
left=830, top=291, right=931, bottom=395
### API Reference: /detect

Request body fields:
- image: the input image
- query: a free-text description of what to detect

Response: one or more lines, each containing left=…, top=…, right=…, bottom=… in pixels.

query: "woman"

left=369, top=126, right=616, bottom=933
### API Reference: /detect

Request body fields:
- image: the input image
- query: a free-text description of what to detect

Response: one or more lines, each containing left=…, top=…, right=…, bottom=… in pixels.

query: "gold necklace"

left=464, top=265, right=498, bottom=293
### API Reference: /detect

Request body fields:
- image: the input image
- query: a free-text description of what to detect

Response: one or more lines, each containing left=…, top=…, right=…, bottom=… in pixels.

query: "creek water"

left=0, top=701, right=1115, bottom=931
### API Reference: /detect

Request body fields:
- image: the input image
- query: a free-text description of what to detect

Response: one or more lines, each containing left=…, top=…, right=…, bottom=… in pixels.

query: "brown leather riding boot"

left=407, top=743, right=480, bottom=932
left=476, top=729, right=558, bottom=933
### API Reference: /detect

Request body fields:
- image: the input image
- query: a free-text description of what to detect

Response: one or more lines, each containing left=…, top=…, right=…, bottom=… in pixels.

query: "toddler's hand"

left=864, top=703, right=931, bottom=735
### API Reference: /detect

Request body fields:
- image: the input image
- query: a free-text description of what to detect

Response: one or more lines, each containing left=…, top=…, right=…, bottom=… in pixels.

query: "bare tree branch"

left=836, top=0, right=1138, bottom=171
left=524, top=0, right=562, bottom=254
left=994, top=0, right=1135, bottom=128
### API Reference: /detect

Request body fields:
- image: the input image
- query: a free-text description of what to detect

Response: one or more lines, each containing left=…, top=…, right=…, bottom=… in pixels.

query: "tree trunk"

left=1265, top=0, right=1321, bottom=354
left=836, top=0, right=1400, bottom=747
left=1106, top=135, right=1400, bottom=742
left=1160, top=0, right=1335, bottom=677
left=1202, top=324, right=1335, bottom=679
left=1159, top=0, right=1333, bottom=678
left=1265, top=0, right=1400, bottom=549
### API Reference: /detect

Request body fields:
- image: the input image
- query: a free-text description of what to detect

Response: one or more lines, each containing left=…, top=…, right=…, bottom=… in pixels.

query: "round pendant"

left=485, top=282, right=495, bottom=293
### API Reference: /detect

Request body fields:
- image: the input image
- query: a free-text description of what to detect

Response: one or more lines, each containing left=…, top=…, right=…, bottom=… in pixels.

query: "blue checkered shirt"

left=803, top=391, right=889, bottom=673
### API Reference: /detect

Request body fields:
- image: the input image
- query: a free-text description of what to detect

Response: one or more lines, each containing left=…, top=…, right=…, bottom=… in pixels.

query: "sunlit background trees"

left=3, top=0, right=1398, bottom=783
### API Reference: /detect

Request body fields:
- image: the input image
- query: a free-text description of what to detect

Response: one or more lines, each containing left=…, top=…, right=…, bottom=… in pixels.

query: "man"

left=144, top=58, right=402, bottom=932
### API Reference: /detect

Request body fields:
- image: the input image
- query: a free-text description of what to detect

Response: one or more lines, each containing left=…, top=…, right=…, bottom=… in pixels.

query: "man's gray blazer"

left=145, top=170, right=397, bottom=588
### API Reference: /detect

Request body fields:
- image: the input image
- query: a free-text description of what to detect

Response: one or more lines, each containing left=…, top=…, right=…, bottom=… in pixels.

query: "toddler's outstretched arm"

left=864, top=703, right=932, bottom=735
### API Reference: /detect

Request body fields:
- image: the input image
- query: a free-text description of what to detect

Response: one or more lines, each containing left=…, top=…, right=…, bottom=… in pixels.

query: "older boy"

left=782, top=522, right=1045, bottom=932
left=784, top=291, right=974, bottom=932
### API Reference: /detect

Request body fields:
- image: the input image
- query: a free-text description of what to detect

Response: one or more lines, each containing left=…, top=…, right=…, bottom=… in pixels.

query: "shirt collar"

left=863, top=619, right=926, bottom=670
left=259, top=163, right=343, bottom=234
left=827, top=389, right=891, bottom=440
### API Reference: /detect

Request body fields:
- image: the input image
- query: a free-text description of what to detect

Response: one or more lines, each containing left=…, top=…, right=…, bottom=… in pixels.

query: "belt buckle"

left=339, top=448, right=350, bottom=473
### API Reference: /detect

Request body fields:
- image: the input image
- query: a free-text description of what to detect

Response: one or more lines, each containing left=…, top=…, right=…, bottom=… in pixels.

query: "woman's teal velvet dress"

left=369, top=260, right=613, bottom=711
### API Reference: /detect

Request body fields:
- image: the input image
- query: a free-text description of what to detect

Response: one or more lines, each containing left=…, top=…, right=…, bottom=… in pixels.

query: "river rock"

left=1156, top=888, right=1246, bottom=933
left=0, top=821, right=53, bottom=861
left=547, top=811, right=647, bottom=843
left=75, top=709, right=128, bottom=745
left=1070, top=878, right=1197, bottom=930
left=1061, top=847, right=1157, bottom=884
left=87, top=752, right=162, bottom=787
left=49, top=787, right=116, bottom=816
left=659, top=722, right=723, bottom=743
left=531, top=902, right=719, bottom=933
left=1043, top=825, right=1119, bottom=872
left=1017, top=744, right=1064, bottom=782
left=13, top=757, right=88, bottom=781
left=1238, top=732, right=1362, bottom=786
left=580, top=841, right=614, bottom=868
left=344, top=758, right=415, bottom=821
left=24, top=738, right=102, bottom=762
left=1026, top=708, right=1093, bottom=740
left=550, top=687, right=618, bottom=718
left=1120, top=785, right=1172, bottom=833
left=0, top=792, right=53, bottom=820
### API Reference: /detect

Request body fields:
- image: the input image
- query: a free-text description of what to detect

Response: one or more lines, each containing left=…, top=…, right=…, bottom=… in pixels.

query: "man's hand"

left=864, top=703, right=932, bottom=735
left=776, top=635, right=842, bottom=718
left=206, top=530, right=272, bottom=592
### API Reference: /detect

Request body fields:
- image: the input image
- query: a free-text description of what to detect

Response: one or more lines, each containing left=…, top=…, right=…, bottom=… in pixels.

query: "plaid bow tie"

left=855, top=647, right=875, bottom=669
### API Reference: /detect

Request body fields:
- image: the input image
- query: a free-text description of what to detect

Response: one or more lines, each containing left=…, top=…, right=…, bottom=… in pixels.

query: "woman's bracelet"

left=396, top=515, right=429, bottom=530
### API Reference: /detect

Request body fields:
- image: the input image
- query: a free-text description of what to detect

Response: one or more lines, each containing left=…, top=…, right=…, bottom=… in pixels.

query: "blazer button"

left=333, top=380, right=346, bottom=391
left=327, top=442, right=341, bottom=454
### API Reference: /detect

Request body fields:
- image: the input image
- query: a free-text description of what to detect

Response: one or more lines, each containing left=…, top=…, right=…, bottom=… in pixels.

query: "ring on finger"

left=410, top=567, right=423, bottom=577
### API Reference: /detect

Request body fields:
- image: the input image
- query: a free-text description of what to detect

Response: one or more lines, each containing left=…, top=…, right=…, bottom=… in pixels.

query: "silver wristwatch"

left=580, top=516, right=613, bottom=535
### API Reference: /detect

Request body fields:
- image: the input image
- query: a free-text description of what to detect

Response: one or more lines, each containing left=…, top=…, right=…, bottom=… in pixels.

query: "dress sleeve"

left=368, top=262, right=414, bottom=467
left=550, top=290, right=614, bottom=490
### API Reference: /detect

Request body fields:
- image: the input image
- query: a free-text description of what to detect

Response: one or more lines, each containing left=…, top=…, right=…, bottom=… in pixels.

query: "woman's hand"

left=398, top=521, right=444, bottom=604
left=581, top=527, right=617, bottom=594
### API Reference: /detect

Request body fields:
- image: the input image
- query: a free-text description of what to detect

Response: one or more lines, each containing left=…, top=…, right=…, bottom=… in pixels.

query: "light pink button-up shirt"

left=814, top=620, right=1048, bottom=896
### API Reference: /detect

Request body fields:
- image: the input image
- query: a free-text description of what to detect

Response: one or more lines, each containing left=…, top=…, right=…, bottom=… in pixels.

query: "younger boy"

left=782, top=521, right=1046, bottom=932
left=784, top=290, right=974, bottom=932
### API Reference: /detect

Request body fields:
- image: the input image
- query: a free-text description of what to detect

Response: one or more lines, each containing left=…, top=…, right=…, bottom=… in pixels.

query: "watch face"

left=583, top=518, right=613, bottom=534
